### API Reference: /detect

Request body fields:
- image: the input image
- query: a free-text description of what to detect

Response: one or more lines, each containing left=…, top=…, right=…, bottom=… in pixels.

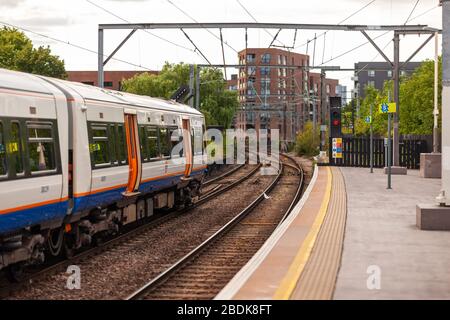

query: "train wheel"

left=48, top=228, right=64, bottom=257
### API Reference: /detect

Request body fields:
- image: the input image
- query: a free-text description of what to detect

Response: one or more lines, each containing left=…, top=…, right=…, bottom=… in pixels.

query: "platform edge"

left=214, top=164, right=320, bottom=300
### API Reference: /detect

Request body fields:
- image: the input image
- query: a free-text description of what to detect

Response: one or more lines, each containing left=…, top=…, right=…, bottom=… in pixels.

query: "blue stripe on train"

left=0, top=201, right=68, bottom=234
left=0, top=168, right=206, bottom=235
left=72, top=171, right=202, bottom=212
left=71, top=173, right=180, bottom=212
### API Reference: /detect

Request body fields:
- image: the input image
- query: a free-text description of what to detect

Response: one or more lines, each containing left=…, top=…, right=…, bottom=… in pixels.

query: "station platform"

left=216, top=165, right=450, bottom=300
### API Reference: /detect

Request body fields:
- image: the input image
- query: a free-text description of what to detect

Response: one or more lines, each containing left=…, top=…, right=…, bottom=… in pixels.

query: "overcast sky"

left=0, top=0, right=443, bottom=90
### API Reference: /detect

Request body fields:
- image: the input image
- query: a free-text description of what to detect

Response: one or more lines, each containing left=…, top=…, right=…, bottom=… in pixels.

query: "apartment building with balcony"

left=234, top=48, right=338, bottom=142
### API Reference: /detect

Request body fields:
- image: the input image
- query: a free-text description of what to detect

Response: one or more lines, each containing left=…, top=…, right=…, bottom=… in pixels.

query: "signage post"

left=332, top=137, right=343, bottom=160
left=379, top=102, right=397, bottom=189
left=365, top=106, right=374, bottom=174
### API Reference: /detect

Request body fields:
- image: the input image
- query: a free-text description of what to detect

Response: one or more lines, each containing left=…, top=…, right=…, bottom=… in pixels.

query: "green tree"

left=122, top=62, right=238, bottom=128
left=341, top=98, right=357, bottom=135
left=355, top=58, right=442, bottom=136
left=0, top=27, right=66, bottom=78
left=294, top=121, right=320, bottom=156
left=399, top=58, right=442, bottom=134
left=355, top=83, right=390, bottom=137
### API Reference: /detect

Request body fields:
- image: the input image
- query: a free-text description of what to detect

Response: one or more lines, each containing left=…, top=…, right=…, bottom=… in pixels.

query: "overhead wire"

left=166, top=0, right=238, bottom=53
left=235, top=0, right=287, bottom=48
left=0, top=20, right=153, bottom=71
left=86, top=0, right=213, bottom=69
left=336, top=3, right=439, bottom=82
left=319, top=31, right=390, bottom=66
left=408, top=4, right=439, bottom=21
left=180, top=29, right=212, bottom=65
left=404, top=0, right=421, bottom=24
left=294, top=0, right=377, bottom=50
left=85, top=0, right=194, bottom=53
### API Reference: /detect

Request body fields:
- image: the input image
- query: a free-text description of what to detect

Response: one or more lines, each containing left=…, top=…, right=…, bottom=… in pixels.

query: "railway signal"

left=329, top=97, right=342, bottom=138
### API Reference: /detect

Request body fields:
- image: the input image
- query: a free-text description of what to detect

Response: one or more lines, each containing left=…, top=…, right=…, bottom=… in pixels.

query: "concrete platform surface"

left=334, top=168, right=450, bottom=300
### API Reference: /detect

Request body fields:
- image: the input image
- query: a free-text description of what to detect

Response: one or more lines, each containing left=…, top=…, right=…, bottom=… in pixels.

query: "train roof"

left=45, top=77, right=203, bottom=116
left=0, top=68, right=203, bottom=116
left=0, top=68, right=56, bottom=95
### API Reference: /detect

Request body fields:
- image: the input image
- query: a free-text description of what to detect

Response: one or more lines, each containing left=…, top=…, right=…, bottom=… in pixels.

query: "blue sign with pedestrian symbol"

left=379, top=102, right=397, bottom=113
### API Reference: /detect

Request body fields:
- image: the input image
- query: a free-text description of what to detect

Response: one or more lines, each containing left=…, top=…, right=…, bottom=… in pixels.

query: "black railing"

left=329, top=136, right=427, bottom=169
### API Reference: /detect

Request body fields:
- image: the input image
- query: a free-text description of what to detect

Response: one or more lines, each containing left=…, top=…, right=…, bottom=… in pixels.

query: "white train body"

left=0, top=68, right=206, bottom=274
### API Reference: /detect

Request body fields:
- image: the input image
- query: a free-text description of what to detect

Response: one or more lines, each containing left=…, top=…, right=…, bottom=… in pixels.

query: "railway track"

left=0, top=163, right=260, bottom=299
left=203, top=164, right=244, bottom=186
left=127, top=154, right=305, bottom=300
left=198, top=164, right=256, bottom=201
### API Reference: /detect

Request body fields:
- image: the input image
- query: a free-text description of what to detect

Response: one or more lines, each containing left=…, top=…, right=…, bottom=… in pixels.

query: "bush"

left=294, top=121, right=320, bottom=156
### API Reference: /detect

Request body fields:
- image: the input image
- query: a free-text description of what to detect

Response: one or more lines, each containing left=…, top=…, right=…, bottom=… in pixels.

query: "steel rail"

left=197, top=164, right=261, bottom=203
left=277, top=153, right=305, bottom=226
left=126, top=156, right=304, bottom=300
left=1, top=164, right=262, bottom=295
left=202, top=164, right=245, bottom=186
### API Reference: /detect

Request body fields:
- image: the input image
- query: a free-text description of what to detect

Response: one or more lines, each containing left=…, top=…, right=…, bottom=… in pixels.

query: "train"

left=0, top=68, right=207, bottom=279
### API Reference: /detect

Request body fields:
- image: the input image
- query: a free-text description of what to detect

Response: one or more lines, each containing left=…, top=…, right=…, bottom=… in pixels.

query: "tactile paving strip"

left=291, top=167, right=347, bottom=300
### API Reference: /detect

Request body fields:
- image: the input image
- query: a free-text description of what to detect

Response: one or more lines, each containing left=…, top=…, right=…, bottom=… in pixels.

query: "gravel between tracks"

left=140, top=157, right=310, bottom=299
left=7, top=165, right=272, bottom=300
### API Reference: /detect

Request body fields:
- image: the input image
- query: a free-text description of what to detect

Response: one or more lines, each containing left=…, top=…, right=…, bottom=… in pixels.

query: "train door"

left=182, top=118, right=192, bottom=177
left=124, top=110, right=142, bottom=194
left=191, top=117, right=206, bottom=173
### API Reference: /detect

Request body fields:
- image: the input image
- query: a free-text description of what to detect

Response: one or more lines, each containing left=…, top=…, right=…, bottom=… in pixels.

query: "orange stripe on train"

left=74, top=166, right=207, bottom=198
left=0, top=197, right=69, bottom=215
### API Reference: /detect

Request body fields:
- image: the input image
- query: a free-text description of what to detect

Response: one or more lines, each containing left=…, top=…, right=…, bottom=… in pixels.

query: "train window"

left=202, top=124, right=207, bottom=152
left=139, top=126, right=148, bottom=161
left=159, top=127, right=171, bottom=158
left=11, top=122, right=24, bottom=175
left=90, top=124, right=110, bottom=167
left=191, top=127, right=195, bottom=157
left=146, top=126, right=159, bottom=159
left=27, top=123, right=56, bottom=173
left=193, top=127, right=203, bottom=156
left=117, top=124, right=127, bottom=165
left=108, top=124, right=118, bottom=165
left=0, top=122, right=6, bottom=176
left=168, top=126, right=182, bottom=157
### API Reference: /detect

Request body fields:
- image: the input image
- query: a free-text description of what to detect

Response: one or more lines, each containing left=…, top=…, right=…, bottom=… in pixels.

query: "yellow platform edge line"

left=273, top=166, right=333, bottom=300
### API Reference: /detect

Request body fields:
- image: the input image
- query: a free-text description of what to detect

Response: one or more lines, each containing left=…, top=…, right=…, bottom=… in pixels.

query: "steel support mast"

left=440, top=0, right=450, bottom=206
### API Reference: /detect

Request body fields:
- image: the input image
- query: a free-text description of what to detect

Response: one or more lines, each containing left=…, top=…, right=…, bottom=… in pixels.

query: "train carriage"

left=0, top=68, right=207, bottom=278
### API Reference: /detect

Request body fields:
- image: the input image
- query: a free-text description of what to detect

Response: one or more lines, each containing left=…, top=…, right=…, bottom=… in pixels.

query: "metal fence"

left=329, top=136, right=428, bottom=169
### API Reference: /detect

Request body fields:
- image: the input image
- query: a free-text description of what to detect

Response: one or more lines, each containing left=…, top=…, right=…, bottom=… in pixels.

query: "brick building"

left=227, top=74, right=238, bottom=91
left=233, top=48, right=338, bottom=142
left=308, top=72, right=339, bottom=123
left=67, top=70, right=159, bottom=91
